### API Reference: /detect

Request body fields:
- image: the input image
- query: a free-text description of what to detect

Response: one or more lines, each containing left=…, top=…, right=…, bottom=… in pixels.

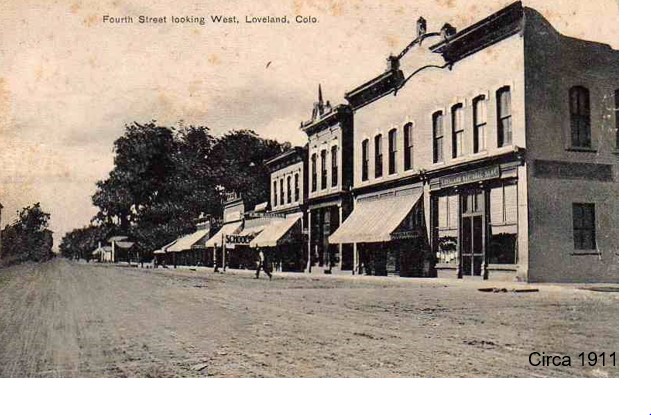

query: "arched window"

left=280, top=176, right=285, bottom=205
left=374, top=134, right=383, bottom=178
left=403, top=122, right=413, bottom=170
left=569, top=86, right=591, bottom=148
left=294, top=173, right=300, bottom=202
left=388, top=129, right=397, bottom=174
left=331, top=145, right=338, bottom=187
left=273, top=180, right=277, bottom=207
left=432, top=111, right=444, bottom=163
left=473, top=95, right=486, bottom=153
left=287, top=175, right=292, bottom=203
left=361, top=139, right=369, bottom=181
left=320, top=149, right=327, bottom=190
left=497, top=87, right=512, bottom=147
left=451, top=104, right=464, bottom=158
left=311, top=154, right=317, bottom=192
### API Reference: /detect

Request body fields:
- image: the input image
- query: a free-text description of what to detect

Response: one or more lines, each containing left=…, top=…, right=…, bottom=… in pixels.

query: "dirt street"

left=0, top=259, right=618, bottom=377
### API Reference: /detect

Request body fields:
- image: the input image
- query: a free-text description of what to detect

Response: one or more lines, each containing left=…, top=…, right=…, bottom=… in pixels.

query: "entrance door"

left=461, top=190, right=485, bottom=276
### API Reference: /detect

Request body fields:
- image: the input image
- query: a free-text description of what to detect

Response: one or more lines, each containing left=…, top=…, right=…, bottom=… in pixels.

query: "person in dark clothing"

left=255, top=247, right=272, bottom=279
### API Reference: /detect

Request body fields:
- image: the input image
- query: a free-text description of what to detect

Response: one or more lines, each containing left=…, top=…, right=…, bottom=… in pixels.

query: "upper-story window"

left=473, top=95, right=487, bottom=153
left=497, top=87, right=512, bottom=147
left=280, top=176, right=285, bottom=205
left=320, top=149, right=327, bottom=190
left=331, top=145, right=338, bottom=187
left=374, top=134, right=383, bottom=178
left=388, top=129, right=397, bottom=174
left=615, top=89, right=619, bottom=150
left=432, top=111, right=444, bottom=163
left=569, top=86, right=591, bottom=148
left=273, top=180, right=277, bottom=207
left=403, top=122, right=413, bottom=171
left=452, top=104, right=464, bottom=158
left=311, top=154, right=317, bottom=192
left=287, top=175, right=292, bottom=203
left=294, top=172, right=300, bottom=202
left=572, top=203, right=596, bottom=251
left=362, top=139, right=369, bottom=181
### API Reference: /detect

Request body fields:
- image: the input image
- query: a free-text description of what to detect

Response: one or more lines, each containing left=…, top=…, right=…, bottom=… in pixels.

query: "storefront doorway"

left=461, top=190, right=485, bottom=277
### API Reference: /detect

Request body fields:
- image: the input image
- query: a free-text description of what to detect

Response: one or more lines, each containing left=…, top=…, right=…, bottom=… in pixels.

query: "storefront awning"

left=154, top=239, right=177, bottom=254
left=167, top=228, right=210, bottom=252
left=204, top=221, right=243, bottom=248
left=249, top=214, right=302, bottom=248
left=329, top=191, right=422, bottom=244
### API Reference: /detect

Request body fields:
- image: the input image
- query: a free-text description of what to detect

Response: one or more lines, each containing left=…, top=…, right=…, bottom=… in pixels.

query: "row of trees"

left=60, top=121, right=290, bottom=260
left=1, top=203, right=54, bottom=266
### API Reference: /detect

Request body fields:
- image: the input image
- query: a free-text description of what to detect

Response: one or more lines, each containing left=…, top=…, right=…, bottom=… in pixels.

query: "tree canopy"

left=61, top=121, right=290, bottom=258
left=1, top=203, right=53, bottom=265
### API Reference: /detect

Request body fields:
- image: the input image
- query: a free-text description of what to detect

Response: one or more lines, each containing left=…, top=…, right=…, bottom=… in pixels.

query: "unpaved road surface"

left=0, top=259, right=618, bottom=377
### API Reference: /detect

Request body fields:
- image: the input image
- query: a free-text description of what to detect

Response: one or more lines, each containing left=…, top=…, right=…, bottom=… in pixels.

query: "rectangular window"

left=374, top=134, right=383, bottom=178
left=331, top=145, right=338, bottom=187
left=452, top=104, right=463, bottom=158
left=432, top=112, right=443, bottom=163
left=362, top=139, right=369, bottom=181
left=497, top=87, right=512, bottom=147
left=321, top=150, right=327, bottom=190
left=473, top=96, right=487, bottom=153
left=435, top=194, right=458, bottom=265
left=569, top=86, right=591, bottom=148
left=573, top=203, right=596, bottom=250
left=404, top=123, right=413, bottom=170
left=488, top=183, right=517, bottom=264
left=294, top=173, right=300, bottom=202
left=287, top=176, right=292, bottom=203
left=273, top=181, right=277, bottom=207
left=388, top=129, right=397, bottom=174
left=311, top=154, right=317, bottom=192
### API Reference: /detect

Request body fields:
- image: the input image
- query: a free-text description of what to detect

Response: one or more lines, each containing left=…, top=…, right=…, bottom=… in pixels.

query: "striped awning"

left=329, top=190, right=422, bottom=244
left=204, top=221, right=243, bottom=248
left=250, top=214, right=302, bottom=248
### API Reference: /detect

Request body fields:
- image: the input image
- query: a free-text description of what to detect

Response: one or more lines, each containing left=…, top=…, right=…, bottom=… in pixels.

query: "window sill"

left=570, top=250, right=601, bottom=256
left=487, top=264, right=518, bottom=271
left=566, top=147, right=597, bottom=153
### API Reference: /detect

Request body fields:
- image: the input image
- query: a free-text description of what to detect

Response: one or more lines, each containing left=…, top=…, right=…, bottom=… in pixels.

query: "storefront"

left=204, top=220, right=243, bottom=270
left=165, top=227, right=211, bottom=267
left=329, top=186, right=430, bottom=277
left=250, top=213, right=305, bottom=272
left=430, top=162, right=521, bottom=280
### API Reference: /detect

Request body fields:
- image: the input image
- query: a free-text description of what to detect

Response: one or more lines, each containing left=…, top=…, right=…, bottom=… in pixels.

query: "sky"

left=0, top=0, right=618, bottom=248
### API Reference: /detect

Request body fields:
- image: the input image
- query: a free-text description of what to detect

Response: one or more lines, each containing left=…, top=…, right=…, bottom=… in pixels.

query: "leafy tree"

left=1, top=203, right=53, bottom=265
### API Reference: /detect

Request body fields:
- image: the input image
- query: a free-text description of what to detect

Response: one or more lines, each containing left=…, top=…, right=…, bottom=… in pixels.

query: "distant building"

left=330, top=1, right=618, bottom=282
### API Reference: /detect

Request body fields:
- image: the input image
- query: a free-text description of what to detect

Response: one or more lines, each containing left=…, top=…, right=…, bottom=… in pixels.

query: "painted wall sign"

left=225, top=234, right=255, bottom=246
left=439, top=165, right=500, bottom=188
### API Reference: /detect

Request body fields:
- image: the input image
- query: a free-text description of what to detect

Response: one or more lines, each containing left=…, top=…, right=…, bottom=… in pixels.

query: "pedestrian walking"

left=255, top=247, right=272, bottom=279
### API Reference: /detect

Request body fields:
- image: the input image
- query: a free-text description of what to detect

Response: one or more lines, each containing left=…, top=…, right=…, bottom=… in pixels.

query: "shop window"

left=374, top=134, right=383, bottom=178
left=432, top=111, right=444, bottom=163
left=573, top=203, right=596, bottom=250
left=311, top=154, right=317, bottom=192
left=497, top=87, right=512, bottom=147
left=452, top=104, right=463, bottom=158
left=436, top=194, right=459, bottom=265
left=294, top=173, right=300, bottom=202
left=362, top=139, right=369, bottom=181
left=331, top=145, right=338, bottom=187
left=321, top=149, right=327, bottom=190
left=473, top=95, right=487, bottom=153
left=488, top=183, right=517, bottom=264
left=287, top=176, right=292, bottom=203
left=403, top=123, right=413, bottom=170
left=569, top=86, right=591, bottom=148
left=388, top=129, right=397, bottom=174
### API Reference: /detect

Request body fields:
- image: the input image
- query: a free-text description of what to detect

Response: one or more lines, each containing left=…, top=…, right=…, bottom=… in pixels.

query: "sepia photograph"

left=0, top=0, right=629, bottom=408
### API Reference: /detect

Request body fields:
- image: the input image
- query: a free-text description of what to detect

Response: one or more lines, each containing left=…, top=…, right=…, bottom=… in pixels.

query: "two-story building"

left=249, top=147, right=308, bottom=271
left=330, top=1, right=618, bottom=282
left=300, top=86, right=355, bottom=273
